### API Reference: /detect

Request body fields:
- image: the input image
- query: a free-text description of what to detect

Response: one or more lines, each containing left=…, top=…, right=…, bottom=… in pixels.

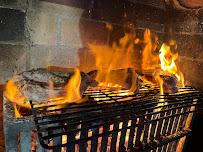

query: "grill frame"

left=30, top=85, right=203, bottom=152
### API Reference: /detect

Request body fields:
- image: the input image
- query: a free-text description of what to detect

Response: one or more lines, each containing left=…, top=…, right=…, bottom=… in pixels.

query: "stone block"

left=165, top=9, right=199, bottom=23
left=61, top=18, right=108, bottom=47
left=169, top=34, right=203, bottom=60
left=50, top=47, right=80, bottom=68
left=3, top=97, right=44, bottom=152
left=91, top=0, right=165, bottom=25
left=61, top=19, right=82, bottom=46
left=41, top=0, right=92, bottom=9
left=0, top=0, right=28, bottom=11
left=135, top=21, right=164, bottom=33
left=30, top=45, right=51, bottom=69
left=165, top=21, right=202, bottom=34
left=91, top=0, right=135, bottom=24
left=78, top=48, right=96, bottom=73
left=27, top=10, right=57, bottom=45
left=0, top=8, right=25, bottom=42
left=31, top=1, right=90, bottom=19
left=0, top=44, right=27, bottom=84
left=135, top=0, right=166, bottom=10
left=30, top=45, right=81, bottom=69
left=79, top=19, right=109, bottom=46
left=135, top=3, right=166, bottom=24
left=178, top=57, right=203, bottom=91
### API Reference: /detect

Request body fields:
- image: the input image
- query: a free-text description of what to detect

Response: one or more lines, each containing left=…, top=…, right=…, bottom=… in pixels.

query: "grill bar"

left=30, top=85, right=202, bottom=151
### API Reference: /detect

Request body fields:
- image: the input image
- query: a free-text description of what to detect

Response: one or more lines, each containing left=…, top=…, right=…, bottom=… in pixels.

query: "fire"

left=159, top=43, right=184, bottom=87
left=89, top=23, right=138, bottom=92
left=64, top=67, right=82, bottom=103
left=49, top=67, right=82, bottom=105
left=6, top=68, right=82, bottom=116
left=6, top=79, right=31, bottom=117
left=142, top=29, right=159, bottom=70
left=6, top=79, right=31, bottom=109
left=141, top=29, right=184, bottom=88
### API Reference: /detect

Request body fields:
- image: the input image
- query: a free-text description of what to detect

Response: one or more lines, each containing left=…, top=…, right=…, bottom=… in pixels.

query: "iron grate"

left=30, top=85, right=203, bottom=152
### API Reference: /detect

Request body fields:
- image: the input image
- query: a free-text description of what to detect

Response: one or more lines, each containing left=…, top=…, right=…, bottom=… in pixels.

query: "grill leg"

left=143, top=110, right=153, bottom=144
left=91, top=121, right=100, bottom=152
left=135, top=117, right=144, bottom=146
left=119, top=120, right=128, bottom=151
left=37, top=137, right=46, bottom=152
left=149, top=115, right=158, bottom=142
left=110, top=122, right=119, bottom=152
left=67, top=125, right=77, bottom=152
left=53, top=129, right=62, bottom=152
left=101, top=123, right=110, bottom=152
left=155, top=112, right=164, bottom=152
left=79, top=123, right=89, bottom=152
left=127, top=118, right=137, bottom=150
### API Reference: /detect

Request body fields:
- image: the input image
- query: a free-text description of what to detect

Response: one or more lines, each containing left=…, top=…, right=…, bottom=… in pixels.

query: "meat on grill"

left=11, top=68, right=98, bottom=104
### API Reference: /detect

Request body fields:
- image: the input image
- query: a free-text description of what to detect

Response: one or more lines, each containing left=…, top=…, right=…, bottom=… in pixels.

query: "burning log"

left=142, top=69, right=178, bottom=93
left=8, top=68, right=98, bottom=105
left=87, top=68, right=139, bottom=92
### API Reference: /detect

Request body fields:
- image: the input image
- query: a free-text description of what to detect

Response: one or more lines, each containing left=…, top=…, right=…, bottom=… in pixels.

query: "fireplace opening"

left=1, top=0, right=203, bottom=152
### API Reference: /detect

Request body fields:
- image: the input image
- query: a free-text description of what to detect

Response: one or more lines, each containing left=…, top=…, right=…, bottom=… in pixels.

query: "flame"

left=142, top=29, right=184, bottom=88
left=142, top=29, right=159, bottom=70
left=50, top=67, right=82, bottom=105
left=6, top=68, right=82, bottom=117
left=159, top=43, right=184, bottom=87
left=89, top=24, right=138, bottom=91
left=64, top=68, right=82, bottom=102
left=6, top=79, right=31, bottom=109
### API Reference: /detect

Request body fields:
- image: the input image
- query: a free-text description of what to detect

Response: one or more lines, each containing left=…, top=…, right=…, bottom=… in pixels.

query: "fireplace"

left=1, top=0, right=203, bottom=152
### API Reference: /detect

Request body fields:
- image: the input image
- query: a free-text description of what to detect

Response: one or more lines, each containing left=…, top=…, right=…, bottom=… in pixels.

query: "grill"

left=30, top=84, right=202, bottom=152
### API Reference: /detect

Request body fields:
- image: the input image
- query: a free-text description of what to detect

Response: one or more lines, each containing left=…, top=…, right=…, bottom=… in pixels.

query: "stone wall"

left=0, top=0, right=166, bottom=83
left=164, top=5, right=203, bottom=90
left=0, top=0, right=202, bottom=91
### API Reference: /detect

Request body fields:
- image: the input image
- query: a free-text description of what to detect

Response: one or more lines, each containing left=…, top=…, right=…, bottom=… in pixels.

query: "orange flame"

left=142, top=29, right=159, bottom=70
left=64, top=67, right=82, bottom=103
left=159, top=43, right=184, bottom=87
left=49, top=67, right=82, bottom=105
left=6, top=68, right=82, bottom=117
left=89, top=25, right=137, bottom=91
left=6, top=79, right=31, bottom=109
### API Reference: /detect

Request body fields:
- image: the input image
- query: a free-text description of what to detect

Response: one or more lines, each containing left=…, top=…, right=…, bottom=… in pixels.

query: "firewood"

left=11, top=68, right=98, bottom=105
left=142, top=69, right=178, bottom=93
left=87, top=68, right=139, bottom=92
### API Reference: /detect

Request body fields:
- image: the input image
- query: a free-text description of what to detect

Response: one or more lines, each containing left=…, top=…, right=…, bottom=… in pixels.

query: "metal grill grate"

left=30, top=85, right=202, bottom=152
